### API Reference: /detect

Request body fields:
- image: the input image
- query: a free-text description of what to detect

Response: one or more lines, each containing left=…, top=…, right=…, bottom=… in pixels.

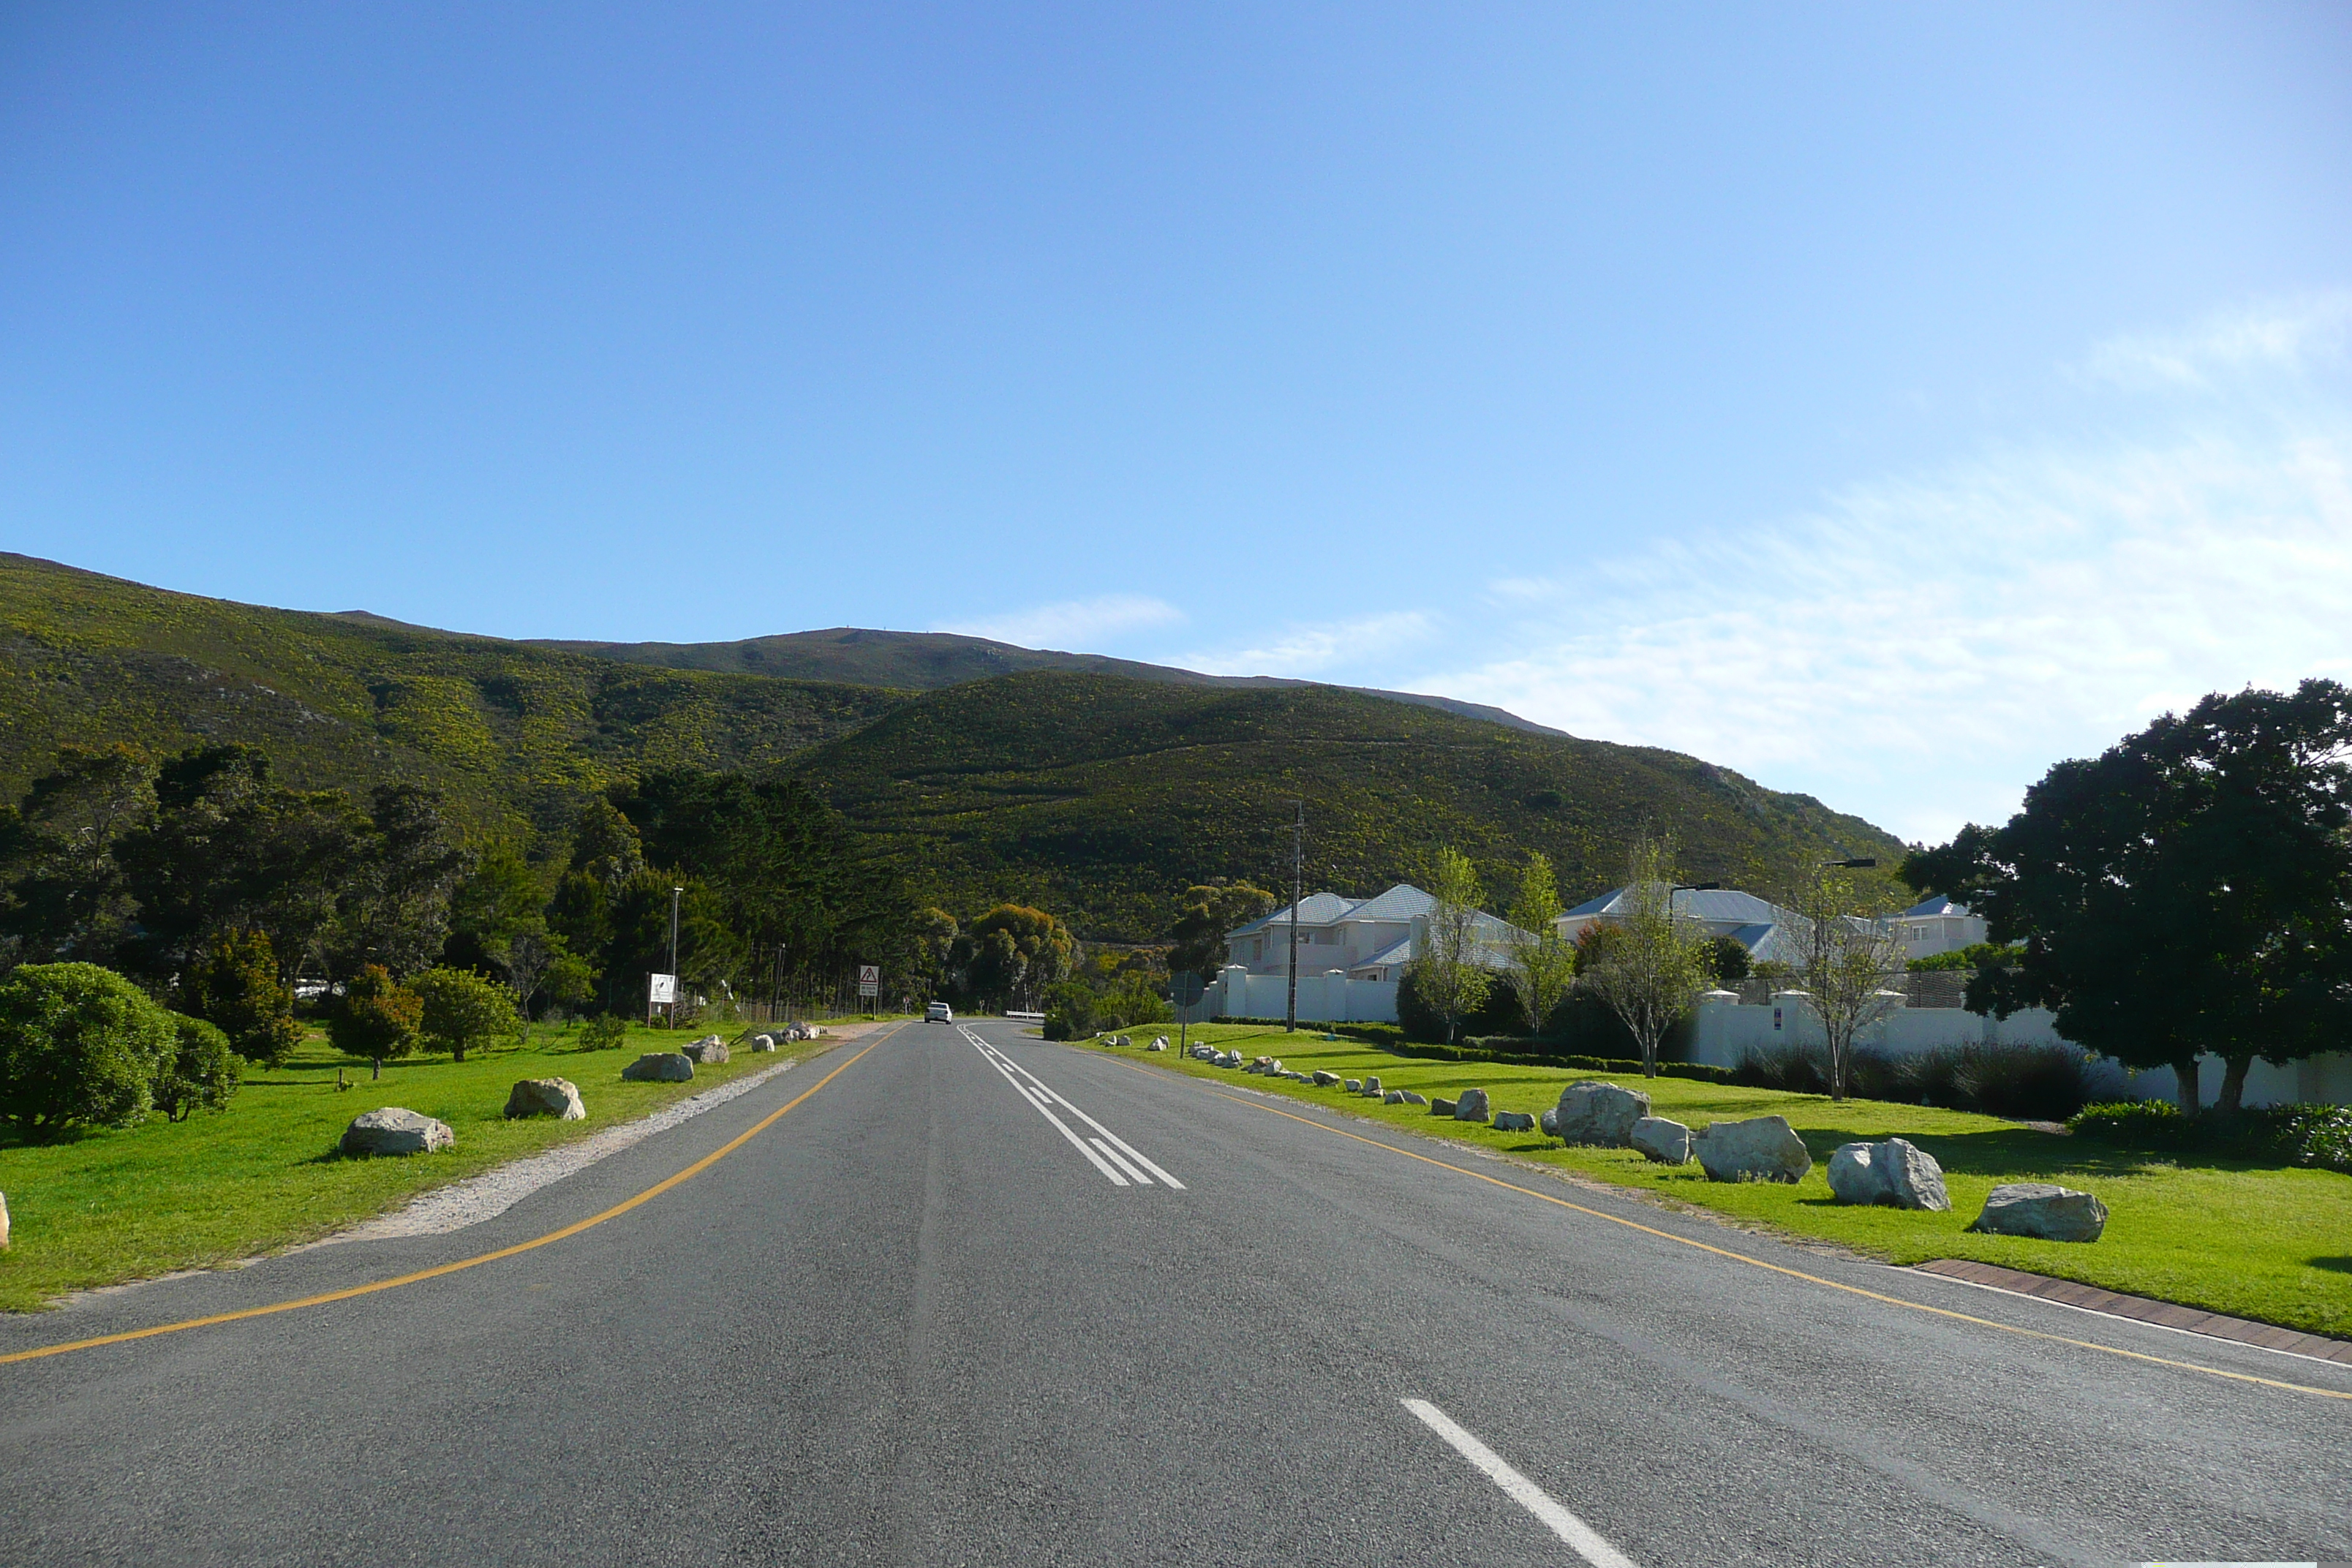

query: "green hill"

left=788, top=671, right=1905, bottom=939
left=0, top=554, right=902, bottom=839
left=527, top=625, right=1569, bottom=736
left=0, top=554, right=1904, bottom=939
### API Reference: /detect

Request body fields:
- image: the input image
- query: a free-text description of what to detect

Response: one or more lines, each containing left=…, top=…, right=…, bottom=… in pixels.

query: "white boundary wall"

left=1689, top=992, right=2351, bottom=1108
left=1207, top=968, right=1398, bottom=1024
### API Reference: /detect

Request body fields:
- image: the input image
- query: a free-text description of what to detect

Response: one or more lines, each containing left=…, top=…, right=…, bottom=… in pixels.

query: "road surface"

left=1, top=1018, right=2345, bottom=1566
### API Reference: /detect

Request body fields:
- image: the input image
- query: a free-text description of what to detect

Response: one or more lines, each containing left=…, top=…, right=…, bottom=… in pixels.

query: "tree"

left=328, top=965, right=422, bottom=1071
left=1903, top=679, right=2352, bottom=1115
left=333, top=785, right=470, bottom=977
left=1782, top=859, right=1906, bottom=1102
left=1167, top=881, right=1275, bottom=986
left=413, top=967, right=520, bottom=1063
left=180, top=929, right=304, bottom=1066
left=1403, top=848, right=1491, bottom=1045
left=958, top=905, right=1076, bottom=1011
left=0, top=745, right=157, bottom=968
left=1704, top=935, right=1752, bottom=985
left=442, top=845, right=549, bottom=975
left=1576, top=834, right=1709, bottom=1077
left=1502, top=853, right=1576, bottom=1039
left=0, top=962, right=178, bottom=1138
left=153, top=1014, right=243, bottom=1122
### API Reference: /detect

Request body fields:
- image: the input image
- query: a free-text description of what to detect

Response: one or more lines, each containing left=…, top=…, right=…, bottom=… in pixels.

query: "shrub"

left=328, top=965, right=421, bottom=1066
left=0, top=962, right=178, bottom=1138
left=1739, top=1041, right=2094, bottom=1120
left=153, top=1014, right=243, bottom=1122
left=1041, top=981, right=1096, bottom=1041
left=2070, top=1098, right=2191, bottom=1147
left=412, top=966, right=519, bottom=1063
left=1398, top=968, right=1526, bottom=1044
left=2072, top=1099, right=2352, bottom=1172
left=575, top=1013, right=627, bottom=1051
left=180, top=930, right=304, bottom=1067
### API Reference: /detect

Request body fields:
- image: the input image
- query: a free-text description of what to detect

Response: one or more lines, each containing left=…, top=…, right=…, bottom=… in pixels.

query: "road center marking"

left=1402, top=1399, right=1642, bottom=1568
left=961, top=1027, right=1184, bottom=1189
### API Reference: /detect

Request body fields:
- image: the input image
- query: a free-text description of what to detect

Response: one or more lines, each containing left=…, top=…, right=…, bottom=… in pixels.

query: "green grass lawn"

left=1107, top=1024, right=2352, bottom=1341
left=0, top=1021, right=870, bottom=1313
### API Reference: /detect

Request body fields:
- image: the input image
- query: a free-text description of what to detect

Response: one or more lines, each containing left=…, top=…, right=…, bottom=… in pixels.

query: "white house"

left=1558, top=884, right=1809, bottom=966
left=1210, top=883, right=1533, bottom=1022
left=1888, top=894, right=1988, bottom=961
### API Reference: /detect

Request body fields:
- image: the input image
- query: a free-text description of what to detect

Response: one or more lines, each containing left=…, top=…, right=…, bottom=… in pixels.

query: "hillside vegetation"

left=790, top=672, right=1904, bottom=938
left=0, top=554, right=901, bottom=840
left=1, top=555, right=1903, bottom=939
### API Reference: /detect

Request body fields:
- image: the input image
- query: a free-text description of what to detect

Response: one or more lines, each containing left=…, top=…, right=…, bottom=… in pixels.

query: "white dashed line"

left=961, top=1027, right=1184, bottom=1189
left=1402, top=1398, right=1642, bottom=1568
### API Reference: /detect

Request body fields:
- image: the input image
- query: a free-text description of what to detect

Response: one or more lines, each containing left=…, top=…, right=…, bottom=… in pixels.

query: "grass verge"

left=0, top=1021, right=869, bottom=1312
left=1108, top=1024, right=2352, bottom=1341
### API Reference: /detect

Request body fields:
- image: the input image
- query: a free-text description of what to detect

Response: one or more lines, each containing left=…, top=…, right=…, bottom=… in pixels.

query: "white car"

left=925, top=1001, right=954, bottom=1023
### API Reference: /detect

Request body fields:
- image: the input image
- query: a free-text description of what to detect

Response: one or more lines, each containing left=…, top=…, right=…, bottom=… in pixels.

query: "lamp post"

left=668, top=886, right=683, bottom=1025
left=1285, top=802, right=1303, bottom=1033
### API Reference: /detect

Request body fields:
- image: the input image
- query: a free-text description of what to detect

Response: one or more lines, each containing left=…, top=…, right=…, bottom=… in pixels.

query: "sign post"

left=857, top=965, right=880, bottom=1009
left=648, top=972, right=677, bottom=1027
left=1171, top=971, right=1205, bottom=1059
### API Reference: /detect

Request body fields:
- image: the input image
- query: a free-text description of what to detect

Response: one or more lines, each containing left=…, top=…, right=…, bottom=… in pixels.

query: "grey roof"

left=1899, top=894, right=1970, bottom=918
left=1565, top=884, right=1782, bottom=925
left=1226, top=883, right=1431, bottom=939
left=1343, top=883, right=1436, bottom=924
left=1358, top=935, right=1414, bottom=969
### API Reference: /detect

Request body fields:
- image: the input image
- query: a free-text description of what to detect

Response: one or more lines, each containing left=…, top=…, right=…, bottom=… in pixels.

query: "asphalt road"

left=1, top=1018, right=2346, bottom=1567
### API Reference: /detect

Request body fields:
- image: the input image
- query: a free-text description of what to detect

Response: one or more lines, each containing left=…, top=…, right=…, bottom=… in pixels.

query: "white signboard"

left=858, top=965, right=880, bottom=984
left=649, top=973, right=678, bottom=1005
left=859, top=981, right=879, bottom=999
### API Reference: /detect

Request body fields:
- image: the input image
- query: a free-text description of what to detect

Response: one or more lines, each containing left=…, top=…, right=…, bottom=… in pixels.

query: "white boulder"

left=1539, top=1107, right=1559, bottom=1137
left=1629, top=1116, right=1693, bottom=1164
left=1692, top=1115, right=1812, bottom=1183
left=1452, top=1088, right=1490, bottom=1122
left=0, top=1189, right=10, bottom=1251
left=1827, top=1137, right=1950, bottom=1211
left=1313, top=1070, right=1341, bottom=1086
left=504, top=1077, right=586, bottom=1121
left=749, top=1033, right=777, bottom=1052
left=1491, top=1110, right=1537, bottom=1133
left=1554, top=1082, right=1651, bottom=1147
left=1360, top=1076, right=1382, bottom=1097
left=340, top=1107, right=454, bottom=1156
left=682, top=1038, right=731, bottom=1065
left=622, top=1052, right=696, bottom=1083
left=1968, top=1183, right=2108, bottom=1243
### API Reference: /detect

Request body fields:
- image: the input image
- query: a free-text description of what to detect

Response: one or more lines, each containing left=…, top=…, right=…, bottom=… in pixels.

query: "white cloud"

left=1486, top=576, right=1559, bottom=602
left=1420, top=415, right=2352, bottom=845
left=1186, top=611, right=1437, bottom=676
left=2079, top=291, right=2352, bottom=391
left=946, top=593, right=1185, bottom=649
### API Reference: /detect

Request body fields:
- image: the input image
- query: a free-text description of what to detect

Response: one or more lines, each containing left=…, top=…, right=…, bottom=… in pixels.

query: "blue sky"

left=4, top=3, right=2348, bottom=845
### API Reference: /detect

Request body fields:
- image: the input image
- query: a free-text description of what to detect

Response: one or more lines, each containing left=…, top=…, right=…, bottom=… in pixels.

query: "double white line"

left=961, top=1028, right=1186, bottom=1189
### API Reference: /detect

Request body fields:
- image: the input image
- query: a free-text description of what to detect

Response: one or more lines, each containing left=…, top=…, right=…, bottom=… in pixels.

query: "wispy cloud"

left=1187, top=611, right=1437, bottom=676
left=946, top=593, right=1185, bottom=649
left=2078, top=291, right=2352, bottom=391
left=1422, top=412, right=2352, bottom=845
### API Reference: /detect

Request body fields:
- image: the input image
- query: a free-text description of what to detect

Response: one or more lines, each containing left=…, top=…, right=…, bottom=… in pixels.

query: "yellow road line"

left=1, top=1030, right=894, bottom=1368
left=1109, top=1054, right=2352, bottom=1403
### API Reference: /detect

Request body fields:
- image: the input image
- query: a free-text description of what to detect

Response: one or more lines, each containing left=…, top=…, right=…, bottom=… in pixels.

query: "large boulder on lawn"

left=505, top=1077, right=586, bottom=1121
left=1630, top=1116, right=1693, bottom=1164
left=1394, top=1090, right=1428, bottom=1106
left=1693, top=1115, right=1812, bottom=1183
left=682, top=1038, right=731, bottom=1065
left=1539, top=1107, right=1558, bottom=1137
left=1828, top=1137, right=1950, bottom=1211
left=1453, top=1088, right=1490, bottom=1123
left=1431, top=1097, right=1458, bottom=1116
left=1360, top=1076, right=1382, bottom=1097
left=622, top=1052, right=695, bottom=1083
left=0, top=1189, right=10, bottom=1251
left=340, top=1107, right=454, bottom=1156
left=1554, top=1082, right=1651, bottom=1147
left=1967, top=1183, right=2107, bottom=1243
left=749, top=1033, right=777, bottom=1052
left=1491, top=1110, right=1537, bottom=1133
left=1313, top=1070, right=1341, bottom=1086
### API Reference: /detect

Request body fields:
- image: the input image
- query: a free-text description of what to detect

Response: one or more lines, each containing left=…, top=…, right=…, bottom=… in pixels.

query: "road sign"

left=858, top=965, right=880, bottom=984
left=859, top=981, right=879, bottom=999
left=1170, top=971, right=1205, bottom=1007
left=648, top=973, right=677, bottom=1005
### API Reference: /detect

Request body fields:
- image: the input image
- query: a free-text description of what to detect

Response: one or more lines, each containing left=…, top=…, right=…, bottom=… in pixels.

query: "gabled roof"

left=1342, top=883, right=1435, bottom=924
left=1226, top=883, right=1433, bottom=940
left=1899, top=894, right=1970, bottom=919
left=1564, top=884, right=1782, bottom=925
left=1227, top=891, right=1357, bottom=939
left=1359, top=934, right=1414, bottom=968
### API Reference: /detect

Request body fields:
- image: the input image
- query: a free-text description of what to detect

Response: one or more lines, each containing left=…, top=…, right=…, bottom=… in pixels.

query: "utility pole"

left=668, top=886, right=683, bottom=1025
left=1286, top=801, right=1303, bottom=1032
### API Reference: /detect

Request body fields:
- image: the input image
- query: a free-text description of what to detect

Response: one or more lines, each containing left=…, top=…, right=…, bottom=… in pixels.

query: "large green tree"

left=0, top=962, right=178, bottom=1138
left=1166, top=881, right=1275, bottom=987
left=1403, top=848, right=1492, bottom=1045
left=1575, top=834, right=1710, bottom=1077
left=1903, top=679, right=2352, bottom=1115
